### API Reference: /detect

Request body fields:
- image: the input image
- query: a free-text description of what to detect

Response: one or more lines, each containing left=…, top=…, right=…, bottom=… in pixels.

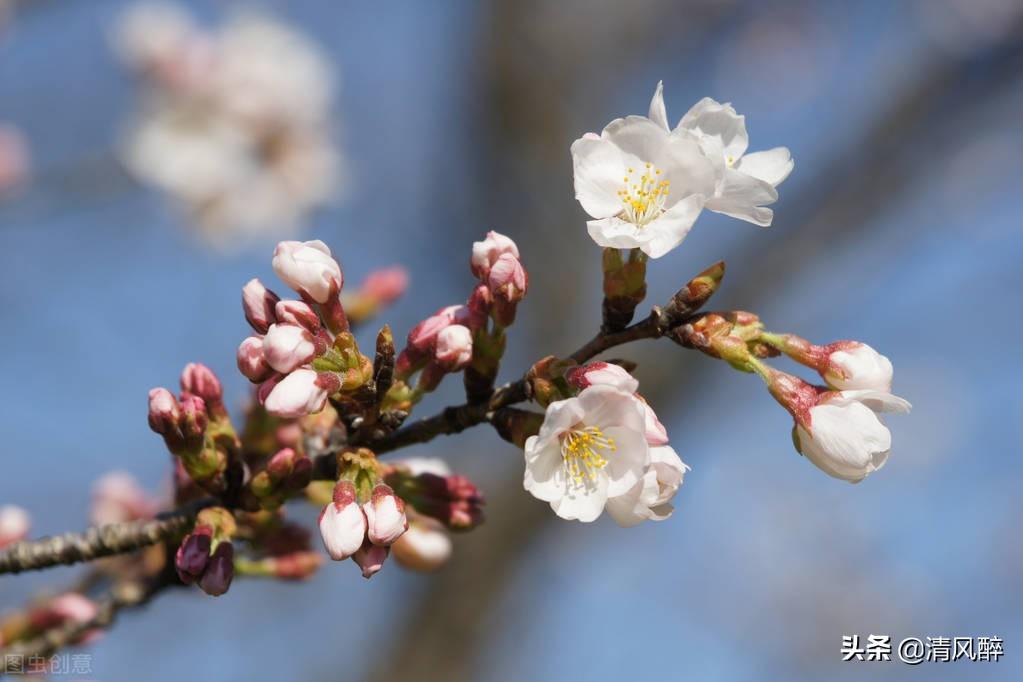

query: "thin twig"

left=0, top=498, right=215, bottom=575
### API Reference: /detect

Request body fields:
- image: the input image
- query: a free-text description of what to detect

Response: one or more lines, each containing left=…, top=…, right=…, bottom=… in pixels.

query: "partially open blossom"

left=262, top=323, right=319, bottom=374
left=0, top=505, right=29, bottom=548
left=353, top=540, right=388, bottom=579
left=91, top=472, right=157, bottom=526
left=471, top=230, right=520, bottom=280
left=433, top=324, right=473, bottom=371
left=318, top=481, right=366, bottom=560
left=242, top=278, right=280, bottom=333
left=363, top=484, right=408, bottom=546
left=820, top=342, right=894, bottom=392
left=567, top=363, right=668, bottom=445
left=262, top=368, right=331, bottom=417
left=180, top=362, right=223, bottom=408
left=571, top=83, right=717, bottom=258
left=391, top=517, right=452, bottom=572
left=271, top=240, right=342, bottom=303
left=237, top=335, right=272, bottom=382
left=524, top=384, right=650, bottom=522
left=671, top=91, right=793, bottom=226
left=766, top=370, right=911, bottom=483
left=606, top=445, right=688, bottom=527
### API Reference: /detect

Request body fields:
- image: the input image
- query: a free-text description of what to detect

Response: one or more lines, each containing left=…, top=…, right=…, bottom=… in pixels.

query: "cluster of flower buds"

left=675, top=312, right=911, bottom=483
left=175, top=507, right=237, bottom=596
left=522, top=359, right=688, bottom=524
left=390, top=230, right=528, bottom=406
left=384, top=460, right=485, bottom=531
left=247, top=447, right=313, bottom=510
left=317, top=449, right=408, bottom=578
left=238, top=240, right=374, bottom=419
left=148, top=363, right=238, bottom=493
left=0, top=504, right=29, bottom=549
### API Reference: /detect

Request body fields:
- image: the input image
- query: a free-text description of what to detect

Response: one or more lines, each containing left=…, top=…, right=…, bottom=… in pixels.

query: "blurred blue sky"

left=1, top=1, right=1021, bottom=680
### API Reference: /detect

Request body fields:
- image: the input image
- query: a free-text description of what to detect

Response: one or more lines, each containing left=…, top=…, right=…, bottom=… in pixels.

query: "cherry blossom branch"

left=0, top=576, right=173, bottom=659
left=0, top=498, right=215, bottom=575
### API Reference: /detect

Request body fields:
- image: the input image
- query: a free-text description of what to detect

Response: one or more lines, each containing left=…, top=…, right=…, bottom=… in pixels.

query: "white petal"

left=639, top=194, right=706, bottom=258
left=571, top=135, right=627, bottom=219
left=736, top=147, right=794, bottom=187
left=827, top=390, right=912, bottom=414
left=587, top=217, right=645, bottom=250
left=523, top=436, right=567, bottom=503
left=648, top=81, right=669, bottom=131
left=603, top=115, right=672, bottom=165
left=576, top=384, right=646, bottom=432
left=705, top=167, right=778, bottom=227
left=551, top=474, right=608, bottom=522
left=605, top=473, right=657, bottom=527
left=798, top=403, right=892, bottom=482
left=602, top=425, right=648, bottom=497
left=529, top=396, right=587, bottom=453
left=678, top=97, right=749, bottom=161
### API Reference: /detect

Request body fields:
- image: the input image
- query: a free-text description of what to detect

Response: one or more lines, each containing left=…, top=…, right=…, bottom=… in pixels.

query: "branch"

left=0, top=497, right=215, bottom=575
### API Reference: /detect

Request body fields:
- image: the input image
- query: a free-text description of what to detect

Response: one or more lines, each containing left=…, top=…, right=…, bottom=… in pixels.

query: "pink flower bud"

left=471, top=230, right=520, bottom=280
left=433, top=324, right=473, bottom=370
left=360, top=267, right=408, bottom=307
left=91, top=472, right=156, bottom=526
left=179, top=394, right=208, bottom=440
left=352, top=540, right=389, bottom=579
left=488, top=252, right=528, bottom=302
left=363, top=484, right=408, bottom=546
left=0, top=505, right=30, bottom=548
left=318, top=481, right=367, bottom=561
left=242, top=278, right=280, bottom=334
left=406, top=308, right=459, bottom=354
left=237, top=336, right=272, bottom=383
left=271, top=240, right=343, bottom=304
left=263, top=368, right=331, bottom=418
left=391, top=518, right=452, bottom=572
left=274, top=299, right=321, bottom=332
left=180, top=362, right=223, bottom=406
left=147, top=387, right=181, bottom=435
left=465, top=284, right=493, bottom=331
left=262, top=323, right=319, bottom=374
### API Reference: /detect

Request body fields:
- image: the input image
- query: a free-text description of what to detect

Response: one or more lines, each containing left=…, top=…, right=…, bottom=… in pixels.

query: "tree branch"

left=0, top=497, right=215, bottom=575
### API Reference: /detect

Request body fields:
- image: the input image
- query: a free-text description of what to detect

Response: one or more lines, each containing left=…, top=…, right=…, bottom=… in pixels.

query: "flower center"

left=617, top=163, right=669, bottom=226
left=561, top=425, right=616, bottom=485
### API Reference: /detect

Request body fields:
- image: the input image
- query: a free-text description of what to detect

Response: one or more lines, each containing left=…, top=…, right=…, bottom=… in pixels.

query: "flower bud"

left=237, top=336, right=272, bottom=382
left=147, top=387, right=181, bottom=435
left=318, top=480, right=367, bottom=561
left=179, top=394, right=208, bottom=441
left=566, top=362, right=638, bottom=393
left=363, top=484, right=408, bottom=546
left=269, top=551, right=323, bottom=580
left=180, top=362, right=223, bottom=408
left=262, top=324, right=319, bottom=374
left=471, top=230, right=520, bottom=280
left=271, top=240, right=343, bottom=304
left=820, top=341, right=893, bottom=392
left=175, top=526, right=213, bottom=584
left=275, top=300, right=321, bottom=332
left=360, top=267, right=408, bottom=308
left=0, top=505, right=30, bottom=548
left=406, top=306, right=461, bottom=354
left=488, top=252, right=528, bottom=303
left=263, top=368, right=331, bottom=418
left=391, top=518, right=452, bottom=572
left=352, top=540, right=389, bottom=579
left=198, top=542, right=235, bottom=596
left=242, top=278, right=280, bottom=334
left=433, top=324, right=473, bottom=371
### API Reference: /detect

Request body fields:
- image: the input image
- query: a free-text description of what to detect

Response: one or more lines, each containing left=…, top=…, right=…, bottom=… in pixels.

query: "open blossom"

left=567, top=362, right=667, bottom=446
left=571, top=85, right=716, bottom=258
left=272, top=240, right=343, bottom=303
left=262, top=368, right=330, bottom=418
left=606, top=446, right=688, bottom=527
left=318, top=481, right=366, bottom=560
left=819, top=342, right=893, bottom=392
left=0, top=505, right=30, bottom=548
left=524, top=384, right=650, bottom=522
left=262, top=323, right=319, bottom=374
left=669, top=89, right=793, bottom=226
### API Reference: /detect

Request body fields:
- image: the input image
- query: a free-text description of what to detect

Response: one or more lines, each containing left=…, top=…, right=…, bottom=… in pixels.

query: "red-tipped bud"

left=275, top=299, right=321, bottom=332
left=363, top=484, right=408, bottom=546
left=180, top=362, right=223, bottom=407
left=237, top=336, right=272, bottom=383
left=262, top=323, right=320, bottom=374
left=242, top=278, right=280, bottom=334
left=147, top=387, right=181, bottom=435
left=318, top=480, right=367, bottom=561
left=179, top=394, right=208, bottom=440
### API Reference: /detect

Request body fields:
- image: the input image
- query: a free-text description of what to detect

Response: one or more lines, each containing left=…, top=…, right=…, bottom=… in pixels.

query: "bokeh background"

left=2, top=0, right=1022, bottom=680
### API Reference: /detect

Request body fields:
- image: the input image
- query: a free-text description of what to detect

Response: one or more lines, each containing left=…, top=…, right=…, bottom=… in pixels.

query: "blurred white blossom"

left=115, top=3, right=344, bottom=245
